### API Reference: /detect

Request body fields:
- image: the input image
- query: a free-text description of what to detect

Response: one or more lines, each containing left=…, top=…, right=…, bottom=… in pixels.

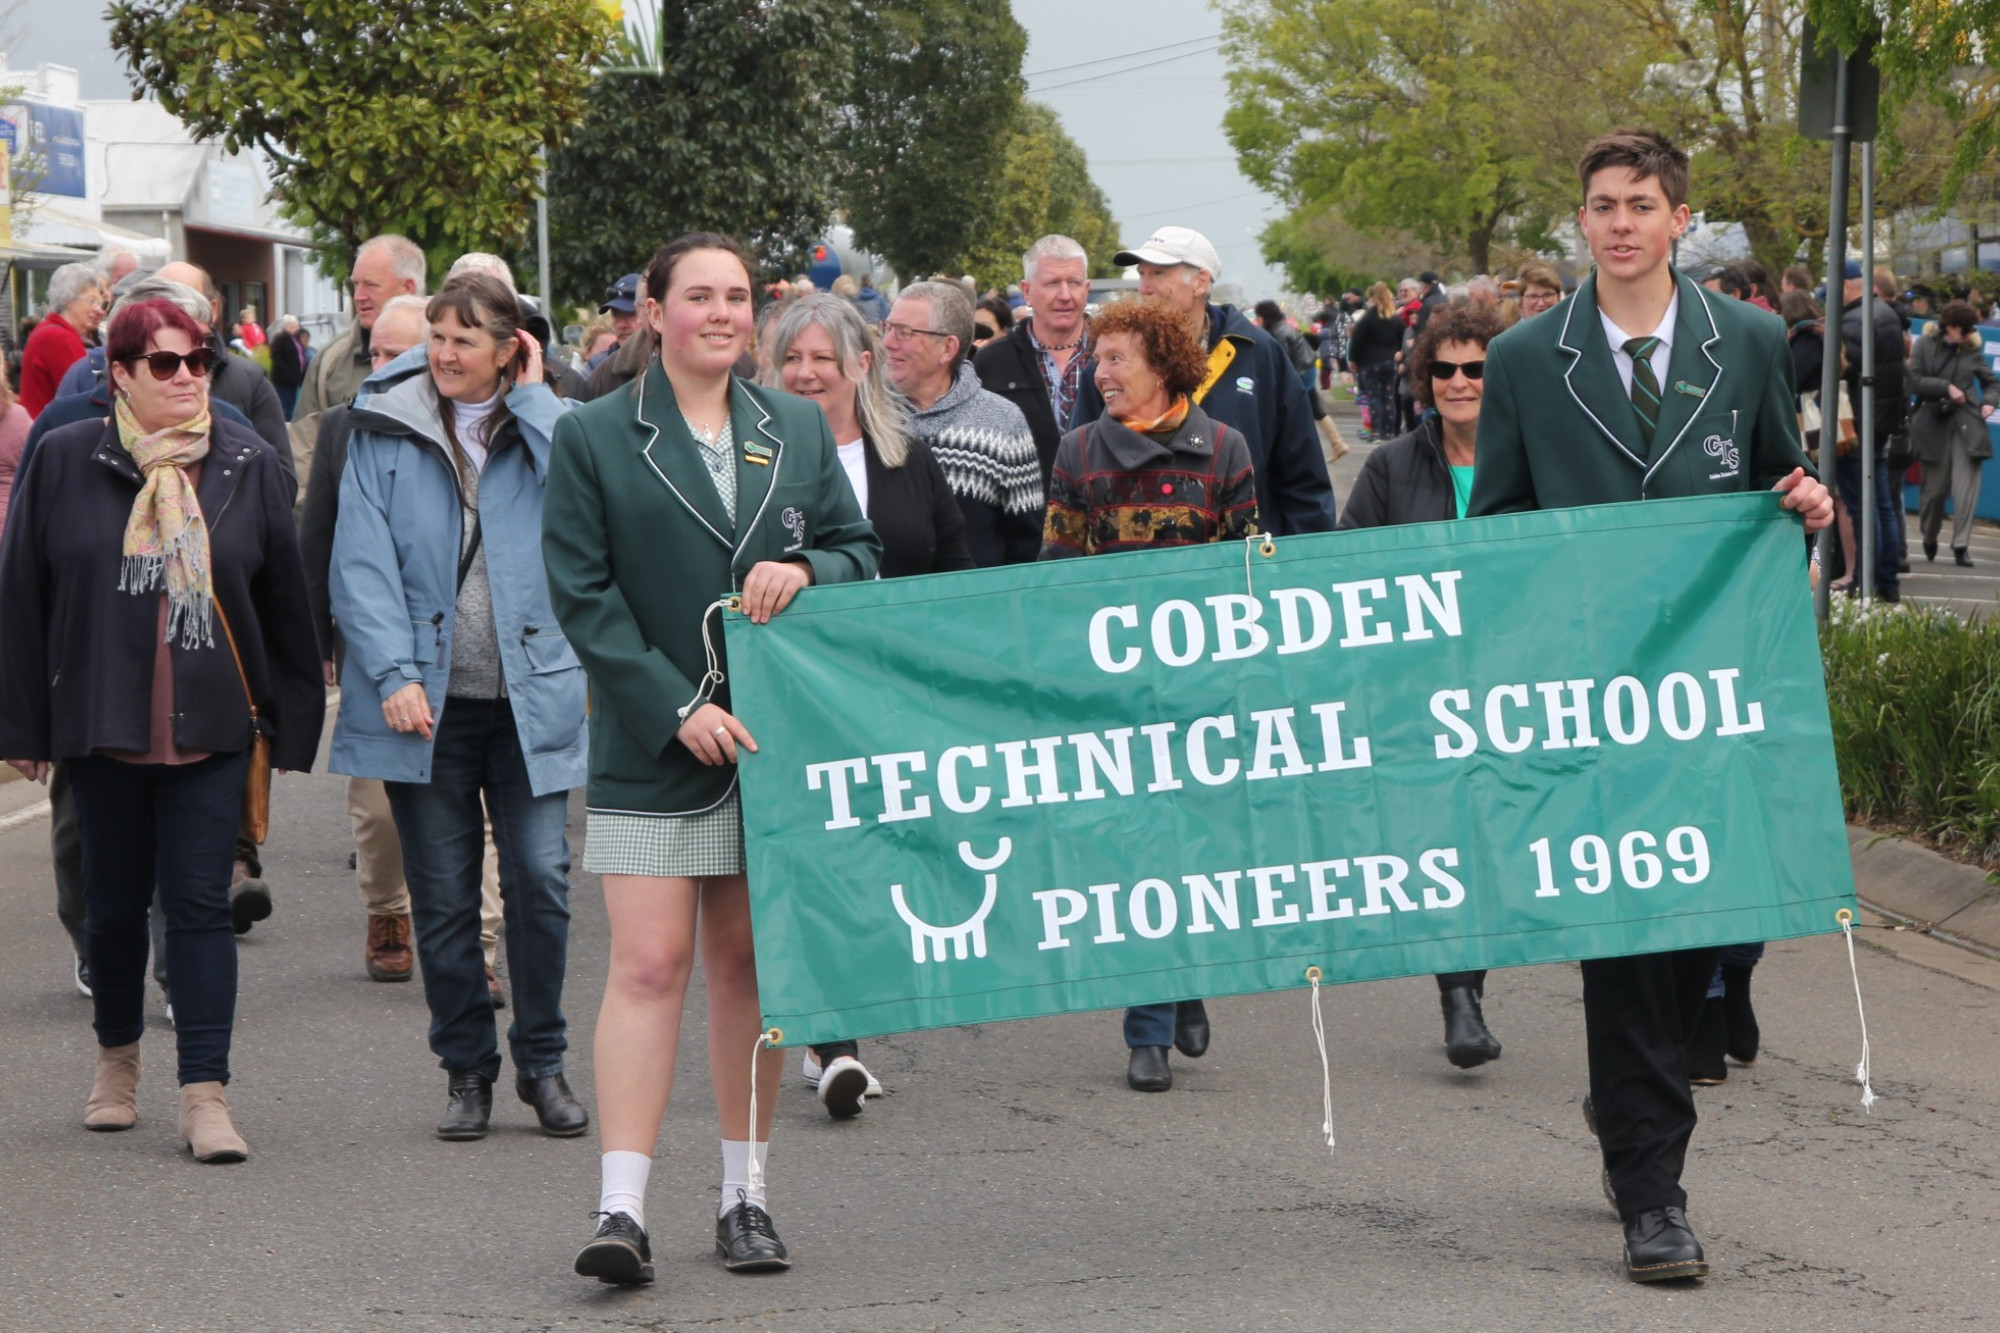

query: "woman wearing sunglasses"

left=0, top=298, right=323, bottom=1162
left=1338, top=298, right=1510, bottom=1071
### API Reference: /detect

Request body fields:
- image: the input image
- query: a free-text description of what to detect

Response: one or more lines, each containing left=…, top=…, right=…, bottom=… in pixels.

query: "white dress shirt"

left=1599, top=290, right=1678, bottom=400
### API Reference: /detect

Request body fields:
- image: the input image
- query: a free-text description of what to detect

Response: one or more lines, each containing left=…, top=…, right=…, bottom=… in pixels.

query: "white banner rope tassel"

left=1838, top=910, right=1877, bottom=1112
left=1307, top=966, right=1335, bottom=1153
left=747, top=1029, right=775, bottom=1194
left=1243, top=531, right=1277, bottom=598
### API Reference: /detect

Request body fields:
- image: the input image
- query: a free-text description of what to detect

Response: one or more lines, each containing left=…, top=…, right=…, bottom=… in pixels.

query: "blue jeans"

left=68, top=751, right=249, bottom=1085
left=1835, top=451, right=1901, bottom=595
left=384, top=697, right=573, bottom=1083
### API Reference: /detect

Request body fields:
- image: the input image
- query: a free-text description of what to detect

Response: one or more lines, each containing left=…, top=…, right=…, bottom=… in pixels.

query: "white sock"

left=718, top=1138, right=769, bottom=1218
left=598, top=1150, right=652, bottom=1229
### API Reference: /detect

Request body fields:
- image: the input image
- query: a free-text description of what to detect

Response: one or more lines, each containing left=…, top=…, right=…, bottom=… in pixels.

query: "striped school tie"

left=1623, top=336, right=1662, bottom=448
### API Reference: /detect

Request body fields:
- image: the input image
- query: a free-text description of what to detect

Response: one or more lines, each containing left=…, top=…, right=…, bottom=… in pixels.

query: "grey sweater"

left=909, top=363, right=1044, bottom=566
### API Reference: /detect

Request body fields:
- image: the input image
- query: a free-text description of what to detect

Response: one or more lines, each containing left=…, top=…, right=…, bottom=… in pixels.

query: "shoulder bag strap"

left=210, top=596, right=260, bottom=733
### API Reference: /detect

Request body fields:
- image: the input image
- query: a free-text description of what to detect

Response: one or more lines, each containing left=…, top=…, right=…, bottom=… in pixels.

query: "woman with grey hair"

left=766, top=292, right=972, bottom=1116
left=20, top=263, right=108, bottom=416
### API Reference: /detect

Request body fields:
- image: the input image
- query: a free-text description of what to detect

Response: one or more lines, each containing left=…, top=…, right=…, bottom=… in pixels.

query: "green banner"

left=726, top=494, right=1855, bottom=1048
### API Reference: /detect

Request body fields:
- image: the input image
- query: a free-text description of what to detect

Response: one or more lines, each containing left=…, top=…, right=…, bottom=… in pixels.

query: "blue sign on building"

left=5, top=102, right=87, bottom=198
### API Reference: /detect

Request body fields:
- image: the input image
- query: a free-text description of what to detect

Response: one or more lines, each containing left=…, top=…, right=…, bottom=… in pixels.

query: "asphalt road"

left=1, top=404, right=1996, bottom=1331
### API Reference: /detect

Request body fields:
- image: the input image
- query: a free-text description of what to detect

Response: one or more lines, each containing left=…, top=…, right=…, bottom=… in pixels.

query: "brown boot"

left=83, top=1042, right=141, bottom=1131
left=179, top=1081, right=249, bottom=1163
left=366, top=912, right=415, bottom=982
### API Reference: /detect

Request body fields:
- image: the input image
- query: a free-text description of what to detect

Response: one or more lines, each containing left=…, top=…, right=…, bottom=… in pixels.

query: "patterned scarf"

left=1116, top=394, right=1191, bottom=436
left=115, top=395, right=215, bottom=648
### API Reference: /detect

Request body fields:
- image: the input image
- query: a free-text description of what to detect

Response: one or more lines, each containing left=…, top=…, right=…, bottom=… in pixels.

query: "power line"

left=1122, top=188, right=1270, bottom=220
left=1029, top=42, right=1222, bottom=93
left=1024, top=35, right=1217, bottom=79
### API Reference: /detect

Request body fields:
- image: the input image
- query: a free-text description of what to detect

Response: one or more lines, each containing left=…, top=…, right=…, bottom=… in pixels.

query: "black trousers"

left=1583, top=946, right=1722, bottom=1218
left=1436, top=970, right=1487, bottom=992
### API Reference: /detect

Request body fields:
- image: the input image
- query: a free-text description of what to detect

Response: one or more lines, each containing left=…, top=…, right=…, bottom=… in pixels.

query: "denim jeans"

left=384, top=697, right=573, bottom=1083
left=1835, top=450, right=1902, bottom=595
left=67, top=751, right=249, bottom=1085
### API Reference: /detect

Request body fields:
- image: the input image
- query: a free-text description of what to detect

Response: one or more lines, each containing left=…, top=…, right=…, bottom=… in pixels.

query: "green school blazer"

left=1469, top=270, right=1813, bottom=516
left=542, top=363, right=881, bottom=816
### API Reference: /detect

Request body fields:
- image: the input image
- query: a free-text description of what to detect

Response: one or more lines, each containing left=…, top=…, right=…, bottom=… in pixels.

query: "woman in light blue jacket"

left=331, top=271, right=588, bottom=1142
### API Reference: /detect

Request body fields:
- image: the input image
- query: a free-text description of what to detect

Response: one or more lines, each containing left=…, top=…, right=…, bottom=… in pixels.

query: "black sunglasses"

left=974, top=323, right=1001, bottom=340
left=1429, top=359, right=1485, bottom=381
left=126, top=348, right=216, bottom=380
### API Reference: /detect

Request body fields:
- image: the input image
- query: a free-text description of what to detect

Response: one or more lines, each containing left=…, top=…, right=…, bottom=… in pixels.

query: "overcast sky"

left=5, top=0, right=1287, bottom=296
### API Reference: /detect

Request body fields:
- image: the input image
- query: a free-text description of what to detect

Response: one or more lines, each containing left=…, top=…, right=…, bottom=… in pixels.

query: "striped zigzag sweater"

left=908, top=363, right=1045, bottom=566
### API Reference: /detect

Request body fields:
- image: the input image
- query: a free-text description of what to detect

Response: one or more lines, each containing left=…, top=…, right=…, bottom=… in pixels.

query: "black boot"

left=1720, top=964, right=1759, bottom=1065
left=1685, top=997, right=1727, bottom=1085
left=1440, top=986, right=1501, bottom=1069
left=1924, top=537, right=1938, bottom=561
left=1956, top=547, right=1975, bottom=567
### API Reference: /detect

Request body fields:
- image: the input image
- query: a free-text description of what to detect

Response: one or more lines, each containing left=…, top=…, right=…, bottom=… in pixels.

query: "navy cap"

left=601, top=273, right=641, bottom=314
left=1842, top=259, right=1864, bottom=281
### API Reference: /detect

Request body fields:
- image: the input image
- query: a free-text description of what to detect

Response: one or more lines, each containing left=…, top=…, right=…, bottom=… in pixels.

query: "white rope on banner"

left=747, top=1028, right=776, bottom=1194
left=1244, top=531, right=1277, bottom=598
left=1837, top=909, right=1877, bottom=1112
left=678, top=597, right=734, bottom=722
left=1307, top=966, right=1335, bottom=1153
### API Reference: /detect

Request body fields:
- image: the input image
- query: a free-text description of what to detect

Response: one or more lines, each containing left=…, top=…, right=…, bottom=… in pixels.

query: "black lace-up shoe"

left=516, top=1073, right=590, bottom=1136
left=1623, top=1205, right=1708, bottom=1282
left=716, top=1190, right=791, bottom=1272
left=575, top=1211, right=653, bottom=1285
left=436, top=1071, right=492, bottom=1140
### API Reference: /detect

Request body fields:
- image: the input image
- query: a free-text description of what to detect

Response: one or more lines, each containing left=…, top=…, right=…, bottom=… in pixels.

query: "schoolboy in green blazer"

left=1468, top=130, right=1833, bottom=1285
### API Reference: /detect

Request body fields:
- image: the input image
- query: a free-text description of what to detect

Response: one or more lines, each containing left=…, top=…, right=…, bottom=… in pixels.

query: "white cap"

left=1114, top=226, right=1222, bottom=280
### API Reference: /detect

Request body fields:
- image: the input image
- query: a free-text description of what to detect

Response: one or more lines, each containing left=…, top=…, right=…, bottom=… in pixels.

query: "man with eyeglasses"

left=883, top=280, right=1043, bottom=566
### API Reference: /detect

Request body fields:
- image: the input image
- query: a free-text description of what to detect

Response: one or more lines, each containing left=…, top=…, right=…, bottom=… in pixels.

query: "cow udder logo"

left=891, top=839, right=1008, bottom=964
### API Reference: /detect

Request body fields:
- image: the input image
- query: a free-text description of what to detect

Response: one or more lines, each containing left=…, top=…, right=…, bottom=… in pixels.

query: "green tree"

left=839, top=0, right=1027, bottom=280
left=1808, top=0, right=2000, bottom=209
left=954, top=101, right=1119, bottom=289
left=532, top=3, right=851, bottom=310
left=1220, top=0, right=1656, bottom=274
left=108, top=0, right=617, bottom=274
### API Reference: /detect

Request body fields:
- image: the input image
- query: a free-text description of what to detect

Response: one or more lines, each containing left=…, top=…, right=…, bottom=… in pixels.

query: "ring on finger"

left=713, top=726, right=729, bottom=737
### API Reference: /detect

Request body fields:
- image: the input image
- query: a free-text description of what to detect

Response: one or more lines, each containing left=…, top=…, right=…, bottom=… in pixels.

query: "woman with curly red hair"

left=1040, top=295, right=1258, bottom=1093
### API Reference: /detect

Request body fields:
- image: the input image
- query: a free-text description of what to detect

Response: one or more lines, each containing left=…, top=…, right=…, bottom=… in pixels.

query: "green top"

left=1450, top=464, right=1476, bottom=519
left=1469, top=269, right=1812, bottom=516
left=542, top=365, right=882, bottom=815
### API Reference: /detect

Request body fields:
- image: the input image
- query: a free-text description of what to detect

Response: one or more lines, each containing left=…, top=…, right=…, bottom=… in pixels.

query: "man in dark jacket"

left=1470, top=127, right=1830, bottom=1285
left=1839, top=258, right=1907, bottom=600
left=1071, top=226, right=1337, bottom=537
left=975, top=233, right=1092, bottom=488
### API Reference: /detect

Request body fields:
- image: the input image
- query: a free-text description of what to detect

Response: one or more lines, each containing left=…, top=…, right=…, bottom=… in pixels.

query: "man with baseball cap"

left=1070, top=224, right=1336, bottom=1092
left=591, top=272, right=642, bottom=370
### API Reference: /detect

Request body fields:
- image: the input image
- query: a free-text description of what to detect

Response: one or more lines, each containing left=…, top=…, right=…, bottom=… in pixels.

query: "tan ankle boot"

left=179, top=1081, right=249, bottom=1163
left=83, top=1042, right=141, bottom=1131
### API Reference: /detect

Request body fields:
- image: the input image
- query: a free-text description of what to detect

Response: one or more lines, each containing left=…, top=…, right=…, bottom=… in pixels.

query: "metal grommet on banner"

left=765, top=1027, right=783, bottom=1045
left=1835, top=908, right=1853, bottom=926
left=726, top=595, right=744, bottom=613
left=1260, top=535, right=1277, bottom=558
left=1306, top=964, right=1335, bottom=1153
